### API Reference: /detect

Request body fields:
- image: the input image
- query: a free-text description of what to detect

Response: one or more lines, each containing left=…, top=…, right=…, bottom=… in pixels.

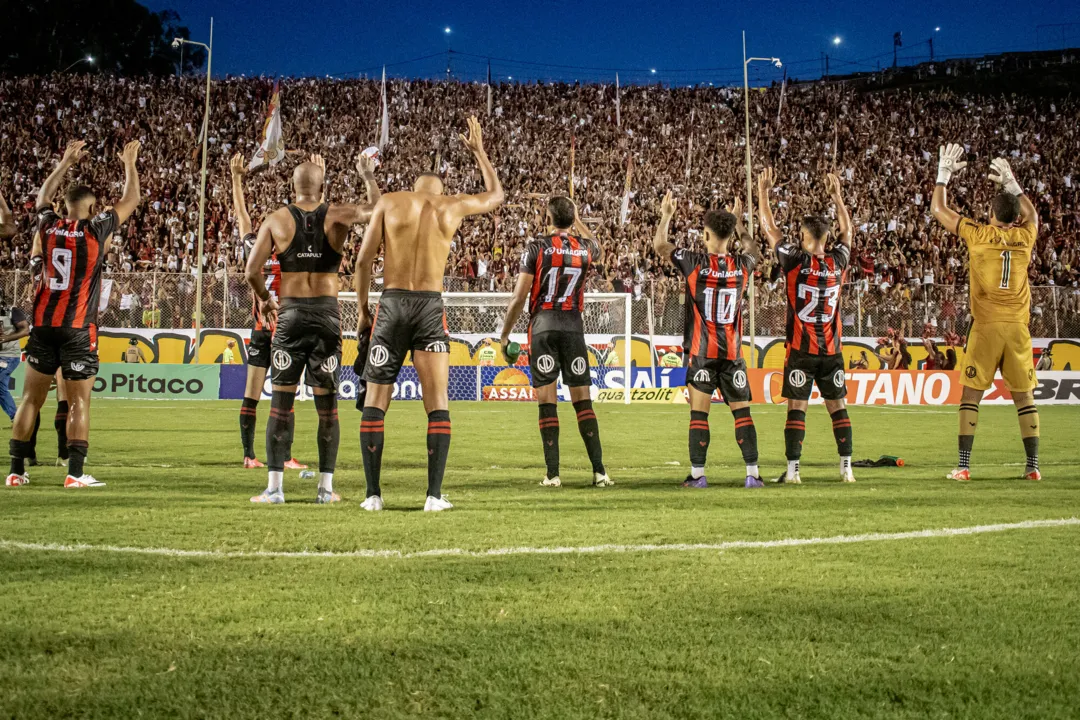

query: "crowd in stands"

left=2, top=66, right=1079, bottom=335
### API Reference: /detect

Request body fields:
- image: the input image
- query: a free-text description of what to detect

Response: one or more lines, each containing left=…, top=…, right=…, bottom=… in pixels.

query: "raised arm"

left=989, top=157, right=1037, bottom=233
left=36, top=140, right=87, bottom=210
left=652, top=190, right=678, bottom=263
left=756, top=168, right=783, bottom=250
left=729, top=195, right=763, bottom=264
left=112, top=140, right=142, bottom=225
left=930, top=143, right=967, bottom=236
left=451, top=116, right=505, bottom=218
left=245, top=218, right=279, bottom=326
left=354, top=199, right=385, bottom=333
left=326, top=151, right=381, bottom=227
left=229, top=152, right=252, bottom=238
left=0, top=189, right=14, bottom=239
left=826, top=173, right=852, bottom=249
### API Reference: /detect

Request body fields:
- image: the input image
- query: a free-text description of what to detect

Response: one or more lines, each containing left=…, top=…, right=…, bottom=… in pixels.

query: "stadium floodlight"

left=445, top=27, right=451, bottom=34
left=833, top=36, right=842, bottom=45
left=741, top=32, right=782, bottom=367
left=935, top=26, right=941, bottom=32
left=175, top=21, right=215, bottom=362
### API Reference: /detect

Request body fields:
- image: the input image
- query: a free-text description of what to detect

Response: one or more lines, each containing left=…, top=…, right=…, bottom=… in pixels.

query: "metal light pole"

left=742, top=31, right=781, bottom=369
left=175, top=18, right=213, bottom=362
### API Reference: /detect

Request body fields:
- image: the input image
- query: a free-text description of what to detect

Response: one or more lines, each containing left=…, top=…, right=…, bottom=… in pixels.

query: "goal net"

left=338, top=292, right=633, bottom=404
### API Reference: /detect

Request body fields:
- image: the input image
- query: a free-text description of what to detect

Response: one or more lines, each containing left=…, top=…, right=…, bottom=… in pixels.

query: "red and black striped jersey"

left=32, top=208, right=115, bottom=329
left=777, top=242, right=850, bottom=356
left=672, top=248, right=757, bottom=361
left=244, top=232, right=281, bottom=331
left=521, top=232, right=600, bottom=333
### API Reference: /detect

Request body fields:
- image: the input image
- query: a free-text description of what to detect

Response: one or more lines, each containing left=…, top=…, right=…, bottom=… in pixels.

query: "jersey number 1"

left=543, top=267, right=582, bottom=304
left=49, top=248, right=73, bottom=292
left=999, top=251, right=1011, bottom=289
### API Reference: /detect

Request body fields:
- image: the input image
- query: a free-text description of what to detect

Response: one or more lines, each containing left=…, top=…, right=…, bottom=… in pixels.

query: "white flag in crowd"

left=98, top=278, right=113, bottom=313
left=615, top=72, right=621, bottom=128
left=378, top=67, right=390, bottom=151
left=249, top=80, right=284, bottom=170
left=619, top=156, right=633, bottom=225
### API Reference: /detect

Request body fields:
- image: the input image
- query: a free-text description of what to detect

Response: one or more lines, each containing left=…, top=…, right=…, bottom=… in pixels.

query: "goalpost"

left=338, top=292, right=634, bottom=404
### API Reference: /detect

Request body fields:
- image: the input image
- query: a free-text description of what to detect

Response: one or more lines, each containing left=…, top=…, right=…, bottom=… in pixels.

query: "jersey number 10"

left=702, top=287, right=738, bottom=324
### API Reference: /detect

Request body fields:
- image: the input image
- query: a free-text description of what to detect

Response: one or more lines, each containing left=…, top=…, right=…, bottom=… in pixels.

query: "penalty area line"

left=0, top=518, right=1077, bottom=561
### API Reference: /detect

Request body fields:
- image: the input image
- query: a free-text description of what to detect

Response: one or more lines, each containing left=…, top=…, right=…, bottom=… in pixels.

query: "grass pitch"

left=2, top=400, right=1079, bottom=719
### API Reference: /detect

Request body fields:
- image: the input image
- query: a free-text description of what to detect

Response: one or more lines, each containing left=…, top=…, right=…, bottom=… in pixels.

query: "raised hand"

left=936, top=143, right=967, bottom=185
left=726, top=196, right=743, bottom=219
left=459, top=115, right=485, bottom=154
left=229, top=152, right=247, bottom=177
left=118, top=139, right=141, bottom=167
left=660, top=190, right=676, bottom=217
left=356, top=151, right=376, bottom=177
left=310, top=153, right=326, bottom=173
left=61, top=140, right=88, bottom=166
left=989, top=157, right=1022, bottom=195
left=758, top=167, right=776, bottom=194
left=825, top=172, right=842, bottom=199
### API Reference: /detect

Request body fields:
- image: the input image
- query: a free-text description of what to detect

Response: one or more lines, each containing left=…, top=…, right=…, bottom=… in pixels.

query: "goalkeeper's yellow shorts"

left=960, top=321, right=1036, bottom=392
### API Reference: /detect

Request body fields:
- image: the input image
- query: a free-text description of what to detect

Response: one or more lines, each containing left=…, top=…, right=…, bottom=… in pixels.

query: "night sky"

left=148, top=0, right=1080, bottom=85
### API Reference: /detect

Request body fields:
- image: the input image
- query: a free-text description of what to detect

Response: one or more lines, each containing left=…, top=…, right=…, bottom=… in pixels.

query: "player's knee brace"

left=426, top=410, right=452, bottom=497
left=360, top=407, right=386, bottom=497
left=829, top=409, right=852, bottom=456
left=732, top=407, right=758, bottom=464
left=265, top=391, right=295, bottom=472
left=689, top=410, right=710, bottom=468
left=314, top=394, right=339, bottom=474
left=784, top=409, right=806, bottom=460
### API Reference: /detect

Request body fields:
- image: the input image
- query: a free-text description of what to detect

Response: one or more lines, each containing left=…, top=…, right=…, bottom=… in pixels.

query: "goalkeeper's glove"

left=989, top=158, right=1023, bottom=196
left=937, top=143, right=967, bottom=186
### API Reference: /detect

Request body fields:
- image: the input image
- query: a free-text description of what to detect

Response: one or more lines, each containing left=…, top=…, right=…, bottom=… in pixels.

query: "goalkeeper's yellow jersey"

left=957, top=217, right=1036, bottom=324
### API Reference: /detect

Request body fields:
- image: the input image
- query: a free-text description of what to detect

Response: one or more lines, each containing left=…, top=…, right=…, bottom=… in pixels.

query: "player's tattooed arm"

left=354, top=199, right=385, bottom=332
left=452, top=116, right=505, bottom=218
left=652, top=190, right=678, bottom=263
left=113, top=140, right=142, bottom=226
left=229, top=152, right=252, bottom=238
left=36, top=140, right=87, bottom=211
left=931, top=144, right=966, bottom=236
left=499, top=270, right=533, bottom=362
left=756, top=168, right=783, bottom=250
left=826, top=173, right=852, bottom=249
left=246, top=216, right=279, bottom=323
left=0, top=188, right=15, bottom=239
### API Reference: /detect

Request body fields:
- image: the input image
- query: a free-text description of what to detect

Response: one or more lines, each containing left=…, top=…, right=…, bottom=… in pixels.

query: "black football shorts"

left=25, top=325, right=99, bottom=380
left=364, top=290, right=450, bottom=385
left=686, top=355, right=751, bottom=403
left=782, top=347, right=847, bottom=401
left=247, top=329, right=272, bottom=369
left=529, top=330, right=592, bottom=388
left=270, top=297, right=342, bottom=390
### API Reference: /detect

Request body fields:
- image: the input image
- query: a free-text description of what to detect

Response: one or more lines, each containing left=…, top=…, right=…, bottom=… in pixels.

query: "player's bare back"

left=379, top=191, right=467, bottom=292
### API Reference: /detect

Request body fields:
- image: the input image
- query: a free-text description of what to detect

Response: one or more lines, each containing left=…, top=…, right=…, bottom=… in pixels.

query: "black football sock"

left=9, top=439, right=32, bottom=476
left=732, top=407, right=759, bottom=468
left=784, top=409, right=806, bottom=461
left=54, top=401, right=69, bottom=460
left=360, top=407, right=385, bottom=498
left=958, top=403, right=978, bottom=469
left=426, top=410, right=451, bottom=498
left=28, top=412, right=40, bottom=463
left=573, top=400, right=605, bottom=474
left=265, top=391, right=295, bottom=473
left=314, top=394, right=340, bottom=474
left=67, top=440, right=88, bottom=478
left=239, top=397, right=258, bottom=460
left=688, top=410, right=710, bottom=474
left=538, top=403, right=560, bottom=478
left=830, top=409, right=853, bottom=457
left=1017, top=404, right=1040, bottom=471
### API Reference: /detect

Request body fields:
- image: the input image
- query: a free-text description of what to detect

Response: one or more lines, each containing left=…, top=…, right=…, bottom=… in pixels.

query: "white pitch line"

left=0, top=518, right=1076, bottom=561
